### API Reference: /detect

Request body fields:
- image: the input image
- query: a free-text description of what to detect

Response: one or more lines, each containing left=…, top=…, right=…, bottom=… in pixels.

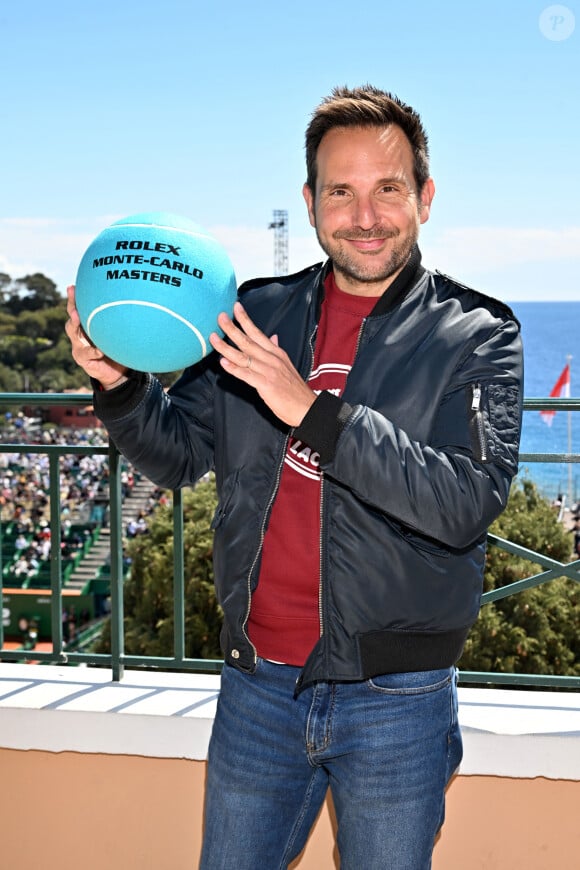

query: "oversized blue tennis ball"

left=75, top=212, right=237, bottom=372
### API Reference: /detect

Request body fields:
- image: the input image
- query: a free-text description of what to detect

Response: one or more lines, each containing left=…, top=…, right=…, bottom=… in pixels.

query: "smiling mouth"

left=346, top=238, right=387, bottom=251
left=334, top=227, right=398, bottom=250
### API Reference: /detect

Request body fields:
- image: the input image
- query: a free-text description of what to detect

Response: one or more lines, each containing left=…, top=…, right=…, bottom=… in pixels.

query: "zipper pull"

left=471, top=384, right=482, bottom=411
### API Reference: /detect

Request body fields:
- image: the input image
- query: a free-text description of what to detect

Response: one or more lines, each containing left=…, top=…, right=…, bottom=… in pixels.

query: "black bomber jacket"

left=93, top=247, right=523, bottom=690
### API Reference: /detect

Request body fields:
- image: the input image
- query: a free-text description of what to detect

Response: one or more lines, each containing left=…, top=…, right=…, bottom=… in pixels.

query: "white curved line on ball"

left=107, top=223, right=215, bottom=241
left=86, top=300, right=207, bottom=356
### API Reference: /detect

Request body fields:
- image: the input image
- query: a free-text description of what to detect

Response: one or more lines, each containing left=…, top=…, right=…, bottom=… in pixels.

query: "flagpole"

left=567, top=353, right=573, bottom=508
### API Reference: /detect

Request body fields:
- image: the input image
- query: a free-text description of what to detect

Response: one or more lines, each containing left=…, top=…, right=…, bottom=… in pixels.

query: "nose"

left=352, top=193, right=379, bottom=230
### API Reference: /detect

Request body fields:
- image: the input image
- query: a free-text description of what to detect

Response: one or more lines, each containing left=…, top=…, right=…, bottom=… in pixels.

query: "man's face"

left=303, top=125, right=435, bottom=296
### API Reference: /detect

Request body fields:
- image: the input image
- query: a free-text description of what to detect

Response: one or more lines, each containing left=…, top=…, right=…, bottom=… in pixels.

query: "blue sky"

left=1, top=0, right=578, bottom=300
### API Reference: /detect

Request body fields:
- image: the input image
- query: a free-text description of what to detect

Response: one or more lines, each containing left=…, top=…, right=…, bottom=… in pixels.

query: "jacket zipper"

left=318, top=317, right=367, bottom=645
left=352, top=316, right=366, bottom=361
left=471, top=383, right=488, bottom=462
left=241, top=432, right=290, bottom=663
left=318, top=473, right=325, bottom=638
left=241, top=322, right=319, bottom=663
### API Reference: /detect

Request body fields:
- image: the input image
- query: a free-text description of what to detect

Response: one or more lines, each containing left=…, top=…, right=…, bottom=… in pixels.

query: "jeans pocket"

left=367, top=667, right=452, bottom=695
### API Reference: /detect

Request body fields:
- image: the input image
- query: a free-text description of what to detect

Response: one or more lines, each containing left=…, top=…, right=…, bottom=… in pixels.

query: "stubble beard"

left=316, top=225, right=419, bottom=289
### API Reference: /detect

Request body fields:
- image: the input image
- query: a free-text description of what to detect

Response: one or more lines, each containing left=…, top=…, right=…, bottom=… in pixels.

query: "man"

left=66, top=85, right=523, bottom=869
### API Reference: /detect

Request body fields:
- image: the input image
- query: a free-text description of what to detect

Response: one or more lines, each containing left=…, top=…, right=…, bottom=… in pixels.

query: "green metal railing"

left=0, top=393, right=579, bottom=688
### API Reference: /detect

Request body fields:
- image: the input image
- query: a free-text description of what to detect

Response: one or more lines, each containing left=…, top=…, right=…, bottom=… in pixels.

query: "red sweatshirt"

left=248, top=272, right=380, bottom=664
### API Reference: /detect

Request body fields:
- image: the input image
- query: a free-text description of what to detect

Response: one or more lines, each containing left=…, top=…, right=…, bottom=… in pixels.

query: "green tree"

left=0, top=269, right=179, bottom=391
left=18, top=302, right=68, bottom=343
left=459, top=478, right=579, bottom=676
left=9, top=273, right=61, bottom=314
left=97, top=477, right=223, bottom=660
left=0, top=361, right=23, bottom=392
left=0, top=336, right=38, bottom=371
left=0, top=273, right=80, bottom=390
left=0, top=310, right=17, bottom=334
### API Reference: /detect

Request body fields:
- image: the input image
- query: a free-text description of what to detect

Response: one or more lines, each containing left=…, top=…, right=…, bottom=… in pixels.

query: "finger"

left=65, top=314, right=93, bottom=348
left=66, top=285, right=80, bottom=323
left=216, top=310, right=253, bottom=350
left=65, top=290, right=97, bottom=353
left=209, top=329, right=256, bottom=372
left=66, top=287, right=91, bottom=348
left=217, top=307, right=280, bottom=365
left=213, top=316, right=259, bottom=365
left=231, top=302, right=275, bottom=351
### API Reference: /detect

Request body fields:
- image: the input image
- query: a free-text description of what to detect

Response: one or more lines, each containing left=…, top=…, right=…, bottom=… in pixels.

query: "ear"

left=419, top=177, right=435, bottom=225
left=303, top=182, right=316, bottom=228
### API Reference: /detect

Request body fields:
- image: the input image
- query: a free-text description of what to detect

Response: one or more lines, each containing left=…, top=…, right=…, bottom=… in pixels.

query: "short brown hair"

left=305, top=85, right=430, bottom=194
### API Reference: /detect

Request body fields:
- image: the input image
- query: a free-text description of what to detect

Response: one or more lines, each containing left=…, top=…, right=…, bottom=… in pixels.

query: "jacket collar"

left=319, top=244, right=425, bottom=318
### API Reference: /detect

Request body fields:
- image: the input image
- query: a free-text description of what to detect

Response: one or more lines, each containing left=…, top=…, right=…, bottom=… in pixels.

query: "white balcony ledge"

left=0, top=663, right=578, bottom=781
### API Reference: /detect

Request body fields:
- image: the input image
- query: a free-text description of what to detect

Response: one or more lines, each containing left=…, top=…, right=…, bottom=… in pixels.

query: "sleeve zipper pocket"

left=470, top=383, right=488, bottom=462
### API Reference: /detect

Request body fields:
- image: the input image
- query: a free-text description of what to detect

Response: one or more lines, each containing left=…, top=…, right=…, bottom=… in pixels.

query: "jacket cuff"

left=91, top=371, right=149, bottom=418
left=294, top=390, right=353, bottom=465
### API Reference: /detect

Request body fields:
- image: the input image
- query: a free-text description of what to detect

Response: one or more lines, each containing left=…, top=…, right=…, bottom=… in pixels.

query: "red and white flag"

left=540, top=363, right=571, bottom=426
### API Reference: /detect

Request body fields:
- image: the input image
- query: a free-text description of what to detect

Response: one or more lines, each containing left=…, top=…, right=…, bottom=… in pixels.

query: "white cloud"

left=0, top=217, right=578, bottom=300
left=0, top=216, right=121, bottom=291
left=0, top=216, right=325, bottom=294
left=421, top=225, right=580, bottom=302
left=422, top=226, right=580, bottom=274
left=209, top=224, right=324, bottom=286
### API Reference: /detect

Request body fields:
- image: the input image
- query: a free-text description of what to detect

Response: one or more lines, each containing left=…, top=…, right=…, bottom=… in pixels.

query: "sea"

left=510, top=301, right=580, bottom=503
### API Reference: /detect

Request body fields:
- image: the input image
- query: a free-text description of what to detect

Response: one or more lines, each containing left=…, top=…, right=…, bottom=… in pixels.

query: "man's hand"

left=65, top=286, right=129, bottom=389
left=209, top=301, right=316, bottom=427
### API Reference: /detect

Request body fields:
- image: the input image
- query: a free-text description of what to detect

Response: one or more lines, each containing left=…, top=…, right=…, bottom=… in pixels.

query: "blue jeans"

left=200, top=659, right=462, bottom=869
